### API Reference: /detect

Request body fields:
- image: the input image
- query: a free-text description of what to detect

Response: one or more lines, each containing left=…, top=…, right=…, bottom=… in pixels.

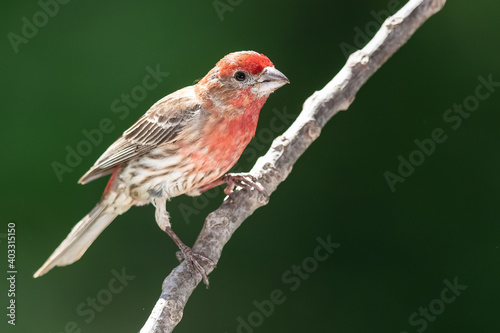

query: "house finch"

left=34, top=51, right=289, bottom=285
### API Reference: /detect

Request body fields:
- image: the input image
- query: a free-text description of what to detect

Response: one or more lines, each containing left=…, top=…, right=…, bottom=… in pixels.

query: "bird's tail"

left=34, top=200, right=120, bottom=278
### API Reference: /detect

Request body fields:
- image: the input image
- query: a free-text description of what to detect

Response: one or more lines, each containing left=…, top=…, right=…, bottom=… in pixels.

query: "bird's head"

left=195, top=51, right=289, bottom=114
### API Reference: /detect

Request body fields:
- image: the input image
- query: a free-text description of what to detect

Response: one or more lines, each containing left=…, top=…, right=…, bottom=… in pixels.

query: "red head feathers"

left=216, top=51, right=274, bottom=78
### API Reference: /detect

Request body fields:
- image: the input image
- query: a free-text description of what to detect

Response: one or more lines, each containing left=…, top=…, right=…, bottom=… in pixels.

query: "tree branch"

left=140, top=0, right=446, bottom=331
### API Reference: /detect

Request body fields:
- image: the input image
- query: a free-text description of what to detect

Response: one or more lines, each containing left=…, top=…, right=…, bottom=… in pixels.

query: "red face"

left=194, top=51, right=289, bottom=112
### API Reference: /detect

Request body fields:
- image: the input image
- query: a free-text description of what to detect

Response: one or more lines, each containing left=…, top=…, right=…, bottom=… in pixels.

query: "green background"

left=1, top=0, right=500, bottom=332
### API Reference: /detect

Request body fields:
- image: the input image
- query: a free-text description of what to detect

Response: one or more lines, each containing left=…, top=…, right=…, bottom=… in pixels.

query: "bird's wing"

left=78, top=86, right=202, bottom=184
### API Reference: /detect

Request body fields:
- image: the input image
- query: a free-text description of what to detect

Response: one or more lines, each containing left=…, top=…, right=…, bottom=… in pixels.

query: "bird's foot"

left=163, top=225, right=214, bottom=288
left=175, top=245, right=214, bottom=288
left=222, top=173, right=268, bottom=199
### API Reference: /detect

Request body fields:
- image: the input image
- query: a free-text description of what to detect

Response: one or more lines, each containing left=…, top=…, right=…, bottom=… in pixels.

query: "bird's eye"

left=234, top=71, right=247, bottom=82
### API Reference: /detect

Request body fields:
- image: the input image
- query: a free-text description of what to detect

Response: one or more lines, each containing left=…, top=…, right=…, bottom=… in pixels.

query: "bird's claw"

left=222, top=173, right=269, bottom=200
left=176, top=246, right=215, bottom=288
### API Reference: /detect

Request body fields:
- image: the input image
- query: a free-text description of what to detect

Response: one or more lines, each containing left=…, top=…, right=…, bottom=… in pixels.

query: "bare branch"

left=140, top=0, right=446, bottom=331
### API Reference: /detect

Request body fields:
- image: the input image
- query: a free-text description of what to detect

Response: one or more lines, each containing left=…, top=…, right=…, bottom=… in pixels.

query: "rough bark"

left=140, top=0, right=447, bottom=331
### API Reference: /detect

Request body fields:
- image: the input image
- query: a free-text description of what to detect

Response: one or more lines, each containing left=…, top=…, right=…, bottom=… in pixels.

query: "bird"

left=33, top=51, right=289, bottom=285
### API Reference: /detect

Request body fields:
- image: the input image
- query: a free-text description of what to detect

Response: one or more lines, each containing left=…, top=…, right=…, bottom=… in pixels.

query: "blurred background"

left=1, top=0, right=500, bottom=332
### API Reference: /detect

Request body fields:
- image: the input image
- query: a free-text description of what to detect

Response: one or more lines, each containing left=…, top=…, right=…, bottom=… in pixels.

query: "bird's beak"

left=255, top=66, right=290, bottom=94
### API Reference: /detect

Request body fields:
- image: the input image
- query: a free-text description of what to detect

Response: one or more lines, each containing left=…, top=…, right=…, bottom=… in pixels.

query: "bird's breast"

left=183, top=96, right=267, bottom=179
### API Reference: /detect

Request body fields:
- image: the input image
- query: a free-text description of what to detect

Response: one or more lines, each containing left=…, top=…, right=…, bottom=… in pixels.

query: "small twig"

left=140, top=0, right=447, bottom=331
